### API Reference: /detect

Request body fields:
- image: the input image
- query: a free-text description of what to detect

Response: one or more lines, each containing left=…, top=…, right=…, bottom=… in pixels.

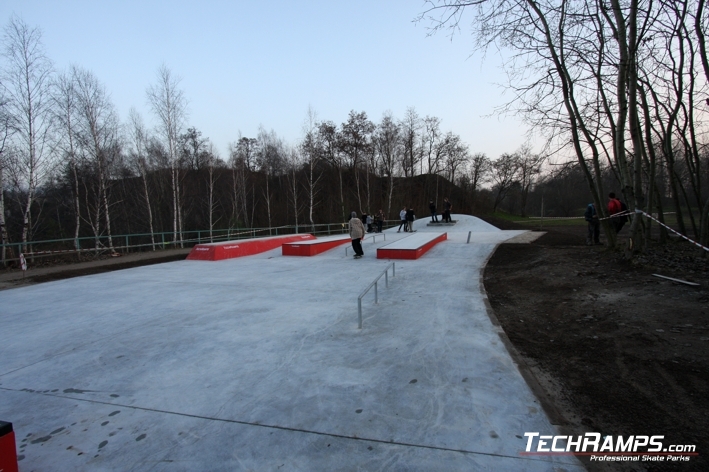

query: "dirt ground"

left=481, top=217, right=709, bottom=472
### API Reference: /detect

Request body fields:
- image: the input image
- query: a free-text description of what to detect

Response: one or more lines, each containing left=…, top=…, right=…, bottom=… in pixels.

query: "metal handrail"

left=357, top=262, right=395, bottom=329
left=344, top=232, right=387, bottom=256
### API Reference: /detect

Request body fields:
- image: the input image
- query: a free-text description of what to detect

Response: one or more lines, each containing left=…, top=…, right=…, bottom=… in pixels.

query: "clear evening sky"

left=1, top=0, right=534, bottom=161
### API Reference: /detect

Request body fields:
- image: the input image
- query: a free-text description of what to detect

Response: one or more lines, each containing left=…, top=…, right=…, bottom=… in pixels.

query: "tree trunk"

left=141, top=169, right=155, bottom=251
left=0, top=163, right=8, bottom=266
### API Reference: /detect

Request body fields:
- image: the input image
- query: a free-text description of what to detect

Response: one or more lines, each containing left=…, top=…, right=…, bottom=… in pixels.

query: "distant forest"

left=2, top=2, right=709, bottom=263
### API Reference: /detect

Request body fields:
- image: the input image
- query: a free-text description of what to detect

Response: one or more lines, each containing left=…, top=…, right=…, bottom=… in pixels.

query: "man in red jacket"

left=608, top=192, right=623, bottom=233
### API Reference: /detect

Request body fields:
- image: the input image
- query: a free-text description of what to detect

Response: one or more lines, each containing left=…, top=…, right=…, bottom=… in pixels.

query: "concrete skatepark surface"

left=0, top=215, right=583, bottom=471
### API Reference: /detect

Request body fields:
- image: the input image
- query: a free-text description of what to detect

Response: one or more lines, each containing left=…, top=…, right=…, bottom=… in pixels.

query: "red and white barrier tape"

left=528, top=216, right=585, bottom=220
left=599, top=210, right=634, bottom=221
left=637, top=210, right=709, bottom=252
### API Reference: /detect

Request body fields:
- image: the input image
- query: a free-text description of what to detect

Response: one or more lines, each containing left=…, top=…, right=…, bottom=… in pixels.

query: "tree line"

left=3, top=4, right=708, bottom=266
left=420, top=0, right=709, bottom=255
left=0, top=16, right=547, bottom=265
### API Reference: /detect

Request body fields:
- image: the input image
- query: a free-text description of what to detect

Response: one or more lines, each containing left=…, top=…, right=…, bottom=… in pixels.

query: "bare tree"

left=441, top=132, right=470, bottom=184
left=515, top=144, right=545, bottom=216
left=126, top=108, right=156, bottom=250
left=316, top=120, right=345, bottom=220
left=374, top=111, right=401, bottom=218
left=300, top=106, right=323, bottom=231
left=53, top=69, right=82, bottom=251
left=2, top=17, right=56, bottom=253
left=205, top=143, right=221, bottom=241
left=228, top=134, right=257, bottom=228
left=399, top=107, right=421, bottom=178
left=467, top=152, right=492, bottom=197
left=256, top=126, right=285, bottom=233
left=73, top=67, right=121, bottom=253
left=0, top=94, right=11, bottom=265
left=490, top=153, right=519, bottom=212
left=146, top=65, right=187, bottom=246
left=422, top=115, right=443, bottom=174
left=339, top=110, right=374, bottom=212
left=285, top=146, right=303, bottom=231
left=696, top=0, right=709, bottom=247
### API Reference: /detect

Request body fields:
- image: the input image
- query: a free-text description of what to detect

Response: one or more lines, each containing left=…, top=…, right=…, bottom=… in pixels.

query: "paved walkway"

left=0, top=216, right=582, bottom=471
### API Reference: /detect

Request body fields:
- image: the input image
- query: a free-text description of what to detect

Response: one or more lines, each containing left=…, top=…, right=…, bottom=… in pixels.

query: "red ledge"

left=282, top=237, right=350, bottom=256
left=187, top=234, right=315, bottom=261
left=377, top=233, right=447, bottom=260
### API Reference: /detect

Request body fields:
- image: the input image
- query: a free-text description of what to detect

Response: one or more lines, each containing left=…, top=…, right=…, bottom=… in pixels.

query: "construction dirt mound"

left=481, top=216, right=709, bottom=472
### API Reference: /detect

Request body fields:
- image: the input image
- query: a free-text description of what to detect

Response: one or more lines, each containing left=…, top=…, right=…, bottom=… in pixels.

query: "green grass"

left=491, top=210, right=587, bottom=226
left=489, top=210, right=529, bottom=222
left=522, top=218, right=587, bottom=227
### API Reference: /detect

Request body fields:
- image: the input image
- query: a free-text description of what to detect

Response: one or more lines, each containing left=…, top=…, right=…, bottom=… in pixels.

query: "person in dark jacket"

left=429, top=199, right=438, bottom=223
left=375, top=210, right=384, bottom=232
left=443, top=197, right=452, bottom=223
left=584, top=203, right=600, bottom=245
left=406, top=207, right=416, bottom=232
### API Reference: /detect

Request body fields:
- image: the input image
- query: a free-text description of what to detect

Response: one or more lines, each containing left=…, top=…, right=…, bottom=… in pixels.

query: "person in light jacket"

left=398, top=207, right=408, bottom=232
left=349, top=211, right=365, bottom=258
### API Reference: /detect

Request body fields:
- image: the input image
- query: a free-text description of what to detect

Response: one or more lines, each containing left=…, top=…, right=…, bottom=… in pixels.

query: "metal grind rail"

left=357, top=262, right=395, bottom=329
left=344, top=233, right=387, bottom=256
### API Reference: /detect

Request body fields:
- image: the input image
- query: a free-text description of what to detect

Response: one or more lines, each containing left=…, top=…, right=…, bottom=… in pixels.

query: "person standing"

left=376, top=210, right=384, bottom=233
left=398, top=207, right=408, bottom=232
left=584, top=202, right=600, bottom=245
left=349, top=211, right=365, bottom=258
left=406, top=206, right=416, bottom=232
left=607, top=192, right=622, bottom=233
left=366, top=213, right=374, bottom=233
left=443, top=197, right=452, bottom=223
left=429, top=199, right=438, bottom=223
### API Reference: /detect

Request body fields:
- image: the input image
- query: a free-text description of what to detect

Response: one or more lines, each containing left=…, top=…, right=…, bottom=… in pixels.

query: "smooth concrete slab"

left=0, top=215, right=582, bottom=471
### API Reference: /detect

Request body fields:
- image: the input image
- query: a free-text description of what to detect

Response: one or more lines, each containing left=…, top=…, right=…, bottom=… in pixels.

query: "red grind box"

left=0, top=421, right=18, bottom=472
left=187, top=234, right=315, bottom=261
left=377, top=233, right=447, bottom=260
left=282, top=236, right=350, bottom=256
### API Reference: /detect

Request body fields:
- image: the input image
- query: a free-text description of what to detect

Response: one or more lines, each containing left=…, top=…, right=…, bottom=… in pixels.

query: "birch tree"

left=300, top=107, right=323, bottom=231
left=73, top=67, right=120, bottom=253
left=0, top=95, right=11, bottom=265
left=126, top=108, right=156, bottom=250
left=285, top=146, right=303, bottom=231
left=399, top=107, right=421, bottom=178
left=205, top=143, right=220, bottom=241
left=1, top=17, right=55, bottom=253
left=147, top=65, right=187, bottom=246
left=374, top=111, right=401, bottom=218
left=53, top=69, right=81, bottom=250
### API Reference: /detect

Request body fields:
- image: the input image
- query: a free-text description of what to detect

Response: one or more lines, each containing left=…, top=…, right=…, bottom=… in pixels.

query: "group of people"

left=428, top=198, right=452, bottom=223
left=347, top=199, right=454, bottom=259
left=397, top=206, right=416, bottom=233
left=361, top=211, right=385, bottom=234
left=585, top=192, right=630, bottom=245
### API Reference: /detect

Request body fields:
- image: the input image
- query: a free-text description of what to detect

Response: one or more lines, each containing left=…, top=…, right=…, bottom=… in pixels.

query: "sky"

left=0, top=0, right=535, bottom=161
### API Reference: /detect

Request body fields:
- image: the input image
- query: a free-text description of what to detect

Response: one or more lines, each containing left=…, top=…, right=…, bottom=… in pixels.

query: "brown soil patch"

left=481, top=216, right=709, bottom=471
